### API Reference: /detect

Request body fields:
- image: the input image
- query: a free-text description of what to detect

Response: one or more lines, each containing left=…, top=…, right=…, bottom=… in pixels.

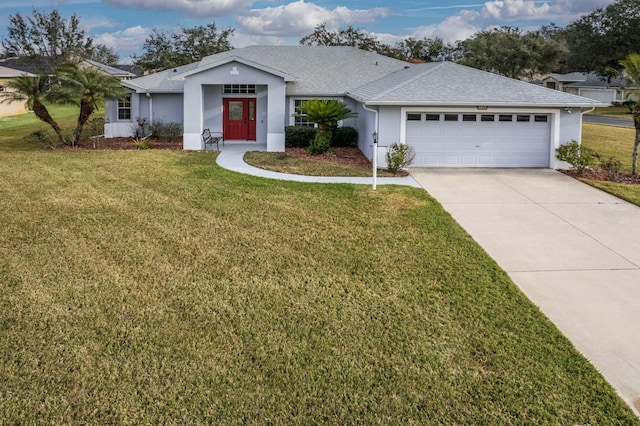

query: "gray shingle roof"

left=120, top=47, right=605, bottom=106
left=548, top=72, right=625, bottom=88
left=348, top=62, right=606, bottom=107
left=196, top=46, right=409, bottom=95
left=126, top=46, right=409, bottom=95
left=84, top=59, right=136, bottom=78
left=122, top=62, right=200, bottom=93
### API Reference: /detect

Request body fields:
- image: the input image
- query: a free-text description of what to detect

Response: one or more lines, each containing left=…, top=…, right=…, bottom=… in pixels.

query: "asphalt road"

left=583, top=115, right=634, bottom=128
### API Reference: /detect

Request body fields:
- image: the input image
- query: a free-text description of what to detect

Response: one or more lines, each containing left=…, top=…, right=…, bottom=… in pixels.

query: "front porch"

left=180, top=60, right=289, bottom=152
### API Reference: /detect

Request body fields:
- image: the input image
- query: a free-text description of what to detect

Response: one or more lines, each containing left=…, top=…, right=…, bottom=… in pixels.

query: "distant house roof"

left=546, top=72, right=625, bottom=88
left=0, top=57, right=135, bottom=79
left=114, top=64, right=144, bottom=77
left=0, top=57, right=53, bottom=74
left=83, top=59, right=136, bottom=79
left=0, top=65, right=36, bottom=78
left=348, top=62, right=605, bottom=107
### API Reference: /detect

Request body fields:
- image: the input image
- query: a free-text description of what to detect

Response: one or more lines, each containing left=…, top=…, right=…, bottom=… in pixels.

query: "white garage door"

left=406, top=112, right=551, bottom=167
left=578, top=88, right=616, bottom=104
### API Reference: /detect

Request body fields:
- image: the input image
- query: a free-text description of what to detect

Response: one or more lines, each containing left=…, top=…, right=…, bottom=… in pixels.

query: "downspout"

left=362, top=103, right=379, bottom=190
left=146, top=92, right=153, bottom=127
left=579, top=106, right=596, bottom=144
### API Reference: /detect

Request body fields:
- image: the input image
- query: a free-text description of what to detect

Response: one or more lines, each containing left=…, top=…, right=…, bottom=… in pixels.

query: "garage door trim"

left=400, top=107, right=560, bottom=168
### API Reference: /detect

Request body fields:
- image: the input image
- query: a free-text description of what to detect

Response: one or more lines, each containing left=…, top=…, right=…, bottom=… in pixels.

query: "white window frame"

left=117, top=94, right=131, bottom=121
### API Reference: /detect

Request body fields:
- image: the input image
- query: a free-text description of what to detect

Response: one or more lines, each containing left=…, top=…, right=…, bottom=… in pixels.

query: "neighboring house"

left=542, top=72, right=629, bottom=104
left=0, top=57, right=135, bottom=80
left=104, top=46, right=604, bottom=168
left=114, top=64, right=144, bottom=78
left=0, top=65, right=36, bottom=118
left=82, top=60, right=136, bottom=80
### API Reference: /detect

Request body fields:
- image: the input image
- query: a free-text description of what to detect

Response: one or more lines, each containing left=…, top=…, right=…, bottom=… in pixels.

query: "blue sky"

left=0, top=0, right=616, bottom=63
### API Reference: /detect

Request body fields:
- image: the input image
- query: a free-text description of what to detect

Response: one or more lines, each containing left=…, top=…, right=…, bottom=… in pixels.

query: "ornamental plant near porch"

left=294, top=99, right=356, bottom=154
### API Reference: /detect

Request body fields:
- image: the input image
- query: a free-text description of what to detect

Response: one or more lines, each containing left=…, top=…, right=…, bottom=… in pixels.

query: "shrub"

left=149, top=121, right=183, bottom=141
left=308, top=130, right=331, bottom=154
left=162, top=122, right=183, bottom=141
left=599, top=155, right=622, bottom=180
left=87, top=117, right=104, bottom=148
left=385, top=142, right=415, bottom=174
left=555, top=140, right=597, bottom=173
left=624, top=100, right=637, bottom=113
left=285, top=126, right=316, bottom=148
left=133, top=137, right=152, bottom=150
left=332, top=126, right=358, bottom=147
left=24, top=130, right=57, bottom=149
left=131, top=117, right=149, bottom=139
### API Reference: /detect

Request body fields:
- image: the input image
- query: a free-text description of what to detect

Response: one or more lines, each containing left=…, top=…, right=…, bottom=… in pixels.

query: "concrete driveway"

left=411, top=168, right=640, bottom=415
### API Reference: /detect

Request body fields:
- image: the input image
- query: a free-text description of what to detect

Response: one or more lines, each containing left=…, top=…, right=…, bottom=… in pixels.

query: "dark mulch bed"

left=285, top=146, right=409, bottom=176
left=560, top=168, right=640, bottom=185
left=285, top=147, right=371, bottom=168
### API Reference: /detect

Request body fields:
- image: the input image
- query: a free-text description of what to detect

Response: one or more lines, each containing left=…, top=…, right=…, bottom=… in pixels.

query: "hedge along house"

left=104, top=46, right=605, bottom=168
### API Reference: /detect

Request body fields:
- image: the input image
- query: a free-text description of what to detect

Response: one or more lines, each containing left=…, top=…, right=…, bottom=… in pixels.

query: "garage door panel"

left=406, top=112, right=551, bottom=168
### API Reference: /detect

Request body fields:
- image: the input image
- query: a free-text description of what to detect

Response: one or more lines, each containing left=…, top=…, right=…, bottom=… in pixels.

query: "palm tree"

left=294, top=99, right=356, bottom=154
left=53, top=65, right=126, bottom=146
left=618, top=53, right=640, bottom=174
left=0, top=74, right=67, bottom=145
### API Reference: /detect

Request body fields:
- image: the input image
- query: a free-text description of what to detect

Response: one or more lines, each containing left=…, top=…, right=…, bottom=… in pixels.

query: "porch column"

left=183, top=82, right=204, bottom=150
left=266, top=82, right=286, bottom=152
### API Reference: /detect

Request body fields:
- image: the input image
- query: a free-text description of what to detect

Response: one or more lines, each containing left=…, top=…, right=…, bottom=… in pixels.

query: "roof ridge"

left=363, top=62, right=445, bottom=101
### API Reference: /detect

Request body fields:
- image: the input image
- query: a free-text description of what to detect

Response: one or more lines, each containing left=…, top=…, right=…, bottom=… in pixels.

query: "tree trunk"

left=32, top=101, right=67, bottom=145
left=71, top=99, right=95, bottom=147
left=634, top=106, right=640, bottom=175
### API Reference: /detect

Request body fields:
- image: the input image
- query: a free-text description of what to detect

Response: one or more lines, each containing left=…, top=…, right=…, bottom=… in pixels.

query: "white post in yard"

left=372, top=131, right=378, bottom=191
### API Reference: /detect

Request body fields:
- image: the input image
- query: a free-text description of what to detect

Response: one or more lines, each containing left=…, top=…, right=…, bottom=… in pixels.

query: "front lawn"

left=580, top=122, right=640, bottom=206
left=0, top=121, right=637, bottom=422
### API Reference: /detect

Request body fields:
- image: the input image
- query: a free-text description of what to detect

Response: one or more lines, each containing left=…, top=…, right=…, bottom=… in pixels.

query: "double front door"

left=223, top=98, right=256, bottom=141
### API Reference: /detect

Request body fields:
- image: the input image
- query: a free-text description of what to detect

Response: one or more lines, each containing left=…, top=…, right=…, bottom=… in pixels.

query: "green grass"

left=582, top=122, right=635, bottom=171
left=586, top=180, right=640, bottom=205
left=0, top=102, right=100, bottom=151
left=244, top=150, right=397, bottom=177
left=581, top=122, right=640, bottom=206
left=0, top=105, right=637, bottom=423
left=587, top=106, right=634, bottom=119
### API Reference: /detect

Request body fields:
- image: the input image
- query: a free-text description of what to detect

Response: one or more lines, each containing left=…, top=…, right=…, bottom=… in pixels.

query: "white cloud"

left=94, top=25, right=151, bottom=58
left=406, top=0, right=617, bottom=44
left=83, top=17, right=120, bottom=32
left=410, top=13, right=481, bottom=44
left=102, top=0, right=255, bottom=18
left=471, top=0, right=616, bottom=25
left=236, top=0, right=390, bottom=37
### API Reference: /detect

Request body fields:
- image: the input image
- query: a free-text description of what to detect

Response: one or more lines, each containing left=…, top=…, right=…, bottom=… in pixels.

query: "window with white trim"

left=224, top=84, right=256, bottom=94
left=294, top=99, right=314, bottom=127
left=118, top=94, right=131, bottom=120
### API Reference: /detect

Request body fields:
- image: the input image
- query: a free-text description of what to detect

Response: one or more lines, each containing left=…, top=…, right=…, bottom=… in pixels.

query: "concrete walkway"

left=214, top=143, right=420, bottom=187
left=411, top=168, right=640, bottom=415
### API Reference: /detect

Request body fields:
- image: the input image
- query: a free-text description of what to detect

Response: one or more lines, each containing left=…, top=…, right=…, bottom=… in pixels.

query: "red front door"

left=223, top=98, right=256, bottom=141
